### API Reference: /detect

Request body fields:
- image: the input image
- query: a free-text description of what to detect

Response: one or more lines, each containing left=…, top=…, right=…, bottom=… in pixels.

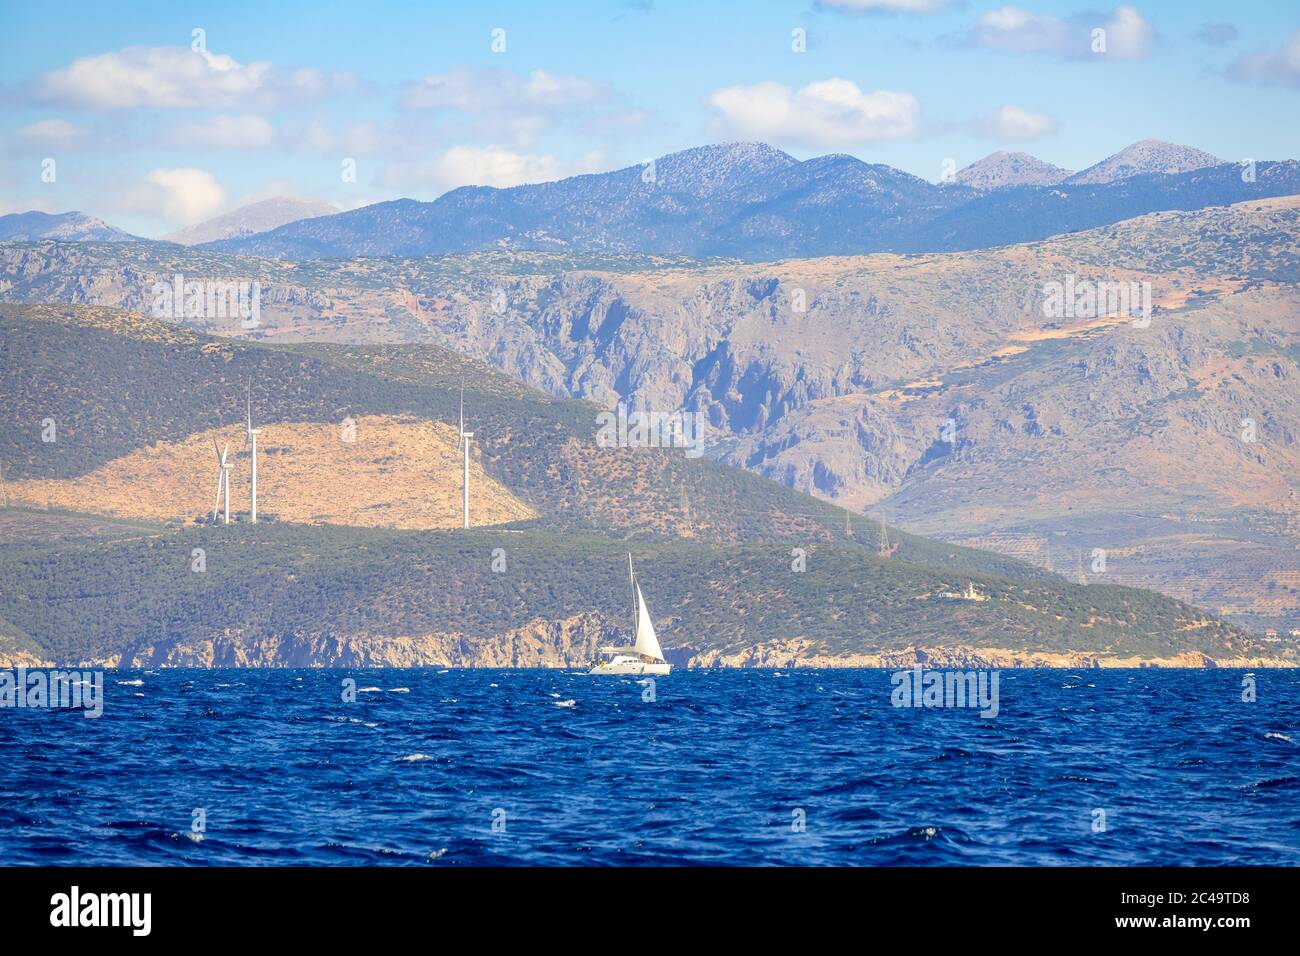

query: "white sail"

left=633, top=583, right=664, bottom=662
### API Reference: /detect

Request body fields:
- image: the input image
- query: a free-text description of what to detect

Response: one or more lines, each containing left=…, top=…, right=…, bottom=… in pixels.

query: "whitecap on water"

left=358, top=686, right=383, bottom=692
left=553, top=699, right=577, bottom=708
left=388, top=688, right=411, bottom=694
left=116, top=679, right=144, bottom=686
left=437, top=669, right=449, bottom=674
left=398, top=753, right=433, bottom=762
left=1264, top=732, right=1295, bottom=744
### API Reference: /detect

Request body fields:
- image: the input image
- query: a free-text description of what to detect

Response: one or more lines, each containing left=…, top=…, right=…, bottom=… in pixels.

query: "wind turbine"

left=456, top=381, right=473, bottom=529
left=212, top=438, right=231, bottom=524
left=245, top=376, right=260, bottom=523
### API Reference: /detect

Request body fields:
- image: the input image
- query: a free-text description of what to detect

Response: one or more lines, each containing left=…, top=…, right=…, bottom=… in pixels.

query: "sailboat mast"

left=628, top=552, right=636, bottom=640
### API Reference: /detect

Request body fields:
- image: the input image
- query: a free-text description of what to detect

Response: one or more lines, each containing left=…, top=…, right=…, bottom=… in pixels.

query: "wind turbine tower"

left=246, top=377, right=260, bottom=523
left=212, top=439, right=231, bottom=524
left=456, top=382, right=473, bottom=529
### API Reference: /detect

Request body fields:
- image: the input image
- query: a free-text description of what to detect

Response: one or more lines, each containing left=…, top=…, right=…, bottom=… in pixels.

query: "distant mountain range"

left=194, top=139, right=1289, bottom=260
left=4, top=140, right=1290, bottom=263
left=160, top=196, right=339, bottom=245
left=0, top=211, right=138, bottom=243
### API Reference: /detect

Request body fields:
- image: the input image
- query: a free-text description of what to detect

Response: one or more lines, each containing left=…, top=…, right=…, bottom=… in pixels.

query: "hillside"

left=0, top=514, right=1272, bottom=668
left=2, top=302, right=1284, bottom=668
left=3, top=197, right=1296, bottom=636
left=0, top=302, right=1039, bottom=574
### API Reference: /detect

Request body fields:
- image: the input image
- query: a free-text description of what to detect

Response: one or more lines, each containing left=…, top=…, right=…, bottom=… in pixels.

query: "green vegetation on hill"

left=0, top=515, right=1256, bottom=665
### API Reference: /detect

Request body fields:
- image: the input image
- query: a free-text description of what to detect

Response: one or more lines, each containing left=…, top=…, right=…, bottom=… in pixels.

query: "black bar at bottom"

left=0, top=866, right=1283, bottom=941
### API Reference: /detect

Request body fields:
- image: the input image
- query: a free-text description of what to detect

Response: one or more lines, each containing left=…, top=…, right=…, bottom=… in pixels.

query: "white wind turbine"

left=245, top=376, right=260, bottom=523
left=211, top=438, right=231, bottom=524
left=456, top=381, right=473, bottom=529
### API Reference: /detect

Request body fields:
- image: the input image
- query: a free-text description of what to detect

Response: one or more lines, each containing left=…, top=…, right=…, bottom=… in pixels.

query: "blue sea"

left=1, top=669, right=1297, bottom=866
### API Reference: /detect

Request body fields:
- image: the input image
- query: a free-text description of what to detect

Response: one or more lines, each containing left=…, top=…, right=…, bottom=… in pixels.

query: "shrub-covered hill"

left=0, top=517, right=1267, bottom=667
left=0, top=302, right=1044, bottom=581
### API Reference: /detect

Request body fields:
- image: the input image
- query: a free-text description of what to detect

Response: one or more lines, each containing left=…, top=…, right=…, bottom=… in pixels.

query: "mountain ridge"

left=197, top=140, right=1298, bottom=260
left=0, top=210, right=138, bottom=243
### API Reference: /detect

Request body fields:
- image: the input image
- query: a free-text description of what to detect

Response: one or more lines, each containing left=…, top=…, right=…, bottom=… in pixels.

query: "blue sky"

left=2, top=0, right=1298, bottom=236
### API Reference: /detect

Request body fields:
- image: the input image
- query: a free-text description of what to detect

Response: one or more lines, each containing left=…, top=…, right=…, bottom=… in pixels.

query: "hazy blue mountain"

left=159, top=196, right=339, bottom=245
left=903, top=160, right=1300, bottom=252
left=1066, top=139, right=1224, bottom=185
left=0, top=211, right=138, bottom=242
left=201, top=141, right=1300, bottom=262
left=950, top=151, right=1073, bottom=190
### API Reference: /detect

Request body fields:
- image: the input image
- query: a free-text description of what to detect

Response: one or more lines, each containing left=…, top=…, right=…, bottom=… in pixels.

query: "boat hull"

left=587, top=660, right=671, bottom=676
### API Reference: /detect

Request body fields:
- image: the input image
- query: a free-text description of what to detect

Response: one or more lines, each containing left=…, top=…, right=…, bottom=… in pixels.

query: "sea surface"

left=1, top=668, right=1298, bottom=866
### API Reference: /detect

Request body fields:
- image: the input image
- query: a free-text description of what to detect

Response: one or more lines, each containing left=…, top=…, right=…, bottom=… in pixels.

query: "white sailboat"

left=589, top=554, right=671, bottom=675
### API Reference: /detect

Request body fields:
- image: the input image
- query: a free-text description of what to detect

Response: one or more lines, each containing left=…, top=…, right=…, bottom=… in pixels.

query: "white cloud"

left=978, top=104, right=1060, bottom=140
left=165, top=114, right=275, bottom=150
left=16, top=118, right=86, bottom=146
left=1102, top=6, right=1154, bottom=59
left=970, top=6, right=1071, bottom=53
left=964, top=5, right=1152, bottom=60
left=32, top=46, right=358, bottom=110
left=709, top=79, right=920, bottom=147
left=399, top=68, right=605, bottom=112
left=1226, top=30, right=1300, bottom=87
left=397, top=68, right=608, bottom=146
left=118, top=167, right=225, bottom=225
left=378, top=147, right=606, bottom=193
left=817, top=0, right=951, bottom=12
left=278, top=119, right=396, bottom=156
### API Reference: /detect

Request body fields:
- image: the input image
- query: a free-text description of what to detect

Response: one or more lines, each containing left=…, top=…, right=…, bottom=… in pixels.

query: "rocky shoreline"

left=3, top=616, right=1295, bottom=669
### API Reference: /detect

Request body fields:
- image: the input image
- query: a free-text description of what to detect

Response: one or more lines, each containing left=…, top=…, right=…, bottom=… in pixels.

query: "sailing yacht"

left=589, top=554, right=671, bottom=675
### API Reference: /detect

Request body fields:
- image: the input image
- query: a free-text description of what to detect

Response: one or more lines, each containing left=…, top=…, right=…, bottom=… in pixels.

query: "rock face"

left=67, top=624, right=1296, bottom=669
left=951, top=151, right=1073, bottom=190
left=1066, top=139, right=1224, bottom=184
left=160, top=197, right=339, bottom=245
left=113, top=614, right=613, bottom=668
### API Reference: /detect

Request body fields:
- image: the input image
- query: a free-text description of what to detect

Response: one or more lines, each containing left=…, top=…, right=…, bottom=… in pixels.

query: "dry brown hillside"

left=3, top=415, right=534, bottom=529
